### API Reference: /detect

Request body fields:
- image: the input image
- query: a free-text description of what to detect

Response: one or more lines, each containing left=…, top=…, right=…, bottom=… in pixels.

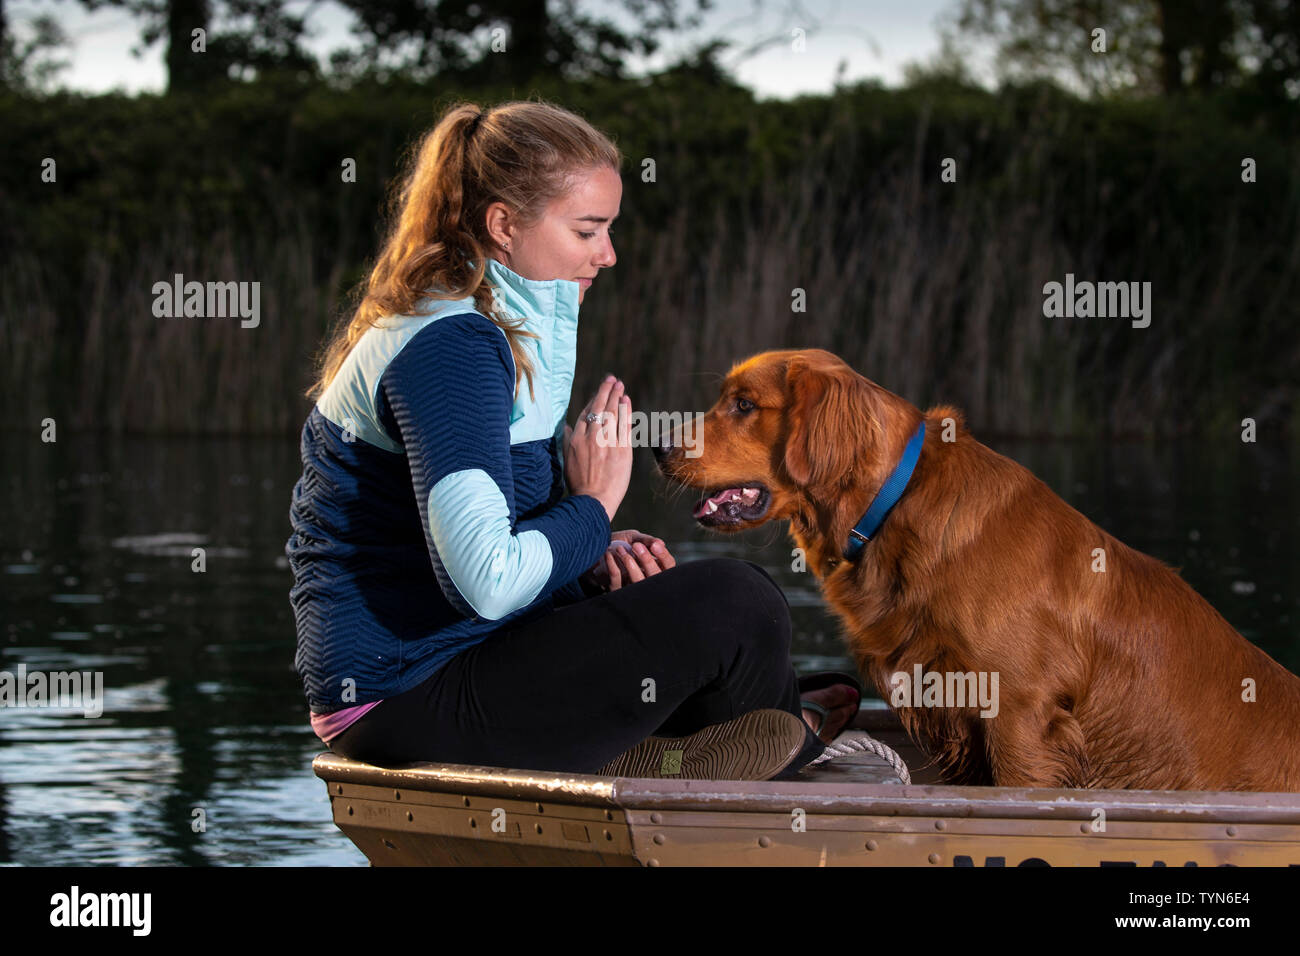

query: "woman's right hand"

left=565, top=375, right=633, bottom=523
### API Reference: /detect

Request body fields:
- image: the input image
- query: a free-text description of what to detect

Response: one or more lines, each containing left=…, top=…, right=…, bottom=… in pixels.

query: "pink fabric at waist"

left=310, top=700, right=383, bottom=744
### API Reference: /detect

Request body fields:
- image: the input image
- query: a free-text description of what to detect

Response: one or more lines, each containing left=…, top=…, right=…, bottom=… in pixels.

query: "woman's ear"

left=483, top=201, right=514, bottom=252
left=783, top=355, right=881, bottom=491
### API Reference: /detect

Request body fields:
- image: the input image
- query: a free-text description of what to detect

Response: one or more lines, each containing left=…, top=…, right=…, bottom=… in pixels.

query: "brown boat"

left=312, top=706, right=1300, bottom=866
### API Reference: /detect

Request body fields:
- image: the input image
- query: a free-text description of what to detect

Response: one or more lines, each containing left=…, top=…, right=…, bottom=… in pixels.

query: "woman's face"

left=487, top=165, right=621, bottom=304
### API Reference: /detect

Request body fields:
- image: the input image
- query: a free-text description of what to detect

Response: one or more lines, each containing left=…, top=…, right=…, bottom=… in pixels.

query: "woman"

left=286, top=99, right=861, bottom=779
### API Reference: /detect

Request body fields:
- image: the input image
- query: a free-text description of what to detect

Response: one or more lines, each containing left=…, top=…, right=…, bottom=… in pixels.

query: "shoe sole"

left=596, top=709, right=809, bottom=780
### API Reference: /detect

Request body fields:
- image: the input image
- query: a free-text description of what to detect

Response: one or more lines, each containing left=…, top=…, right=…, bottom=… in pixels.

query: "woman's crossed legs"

left=329, top=557, right=829, bottom=774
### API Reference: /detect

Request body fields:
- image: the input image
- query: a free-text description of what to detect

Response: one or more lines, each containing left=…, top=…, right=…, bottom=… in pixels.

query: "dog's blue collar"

left=843, top=421, right=926, bottom=561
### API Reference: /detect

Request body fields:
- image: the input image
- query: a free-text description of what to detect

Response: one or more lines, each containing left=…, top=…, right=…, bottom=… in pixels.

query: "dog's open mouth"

left=692, top=484, right=771, bottom=526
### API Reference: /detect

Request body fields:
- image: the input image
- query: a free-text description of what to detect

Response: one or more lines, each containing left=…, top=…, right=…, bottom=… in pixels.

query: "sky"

left=11, top=0, right=960, bottom=98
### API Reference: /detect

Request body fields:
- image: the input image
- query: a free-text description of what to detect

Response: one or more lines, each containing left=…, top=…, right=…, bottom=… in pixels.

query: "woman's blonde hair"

left=307, top=99, right=622, bottom=403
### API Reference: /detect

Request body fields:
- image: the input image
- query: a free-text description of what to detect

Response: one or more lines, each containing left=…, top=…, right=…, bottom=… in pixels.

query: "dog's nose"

left=653, top=434, right=674, bottom=465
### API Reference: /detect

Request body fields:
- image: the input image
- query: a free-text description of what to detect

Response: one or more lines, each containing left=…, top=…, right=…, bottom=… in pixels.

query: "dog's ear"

left=783, top=354, right=882, bottom=490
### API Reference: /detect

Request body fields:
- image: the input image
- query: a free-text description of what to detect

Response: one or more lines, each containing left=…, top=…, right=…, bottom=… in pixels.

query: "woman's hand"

left=581, top=530, right=676, bottom=592
left=564, top=375, right=633, bottom=523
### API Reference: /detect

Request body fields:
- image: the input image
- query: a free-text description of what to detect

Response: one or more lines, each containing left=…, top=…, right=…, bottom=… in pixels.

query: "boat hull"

left=312, top=711, right=1300, bottom=867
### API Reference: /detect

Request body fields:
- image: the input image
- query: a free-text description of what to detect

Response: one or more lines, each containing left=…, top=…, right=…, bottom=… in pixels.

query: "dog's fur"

left=655, top=348, right=1300, bottom=790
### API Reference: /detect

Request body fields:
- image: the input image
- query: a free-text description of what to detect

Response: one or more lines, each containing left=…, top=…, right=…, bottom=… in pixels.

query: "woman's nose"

left=595, top=235, right=616, bottom=268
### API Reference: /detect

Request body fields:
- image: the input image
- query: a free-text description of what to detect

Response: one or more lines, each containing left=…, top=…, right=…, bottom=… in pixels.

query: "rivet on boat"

left=758, top=836, right=772, bottom=848
left=394, top=790, right=401, bottom=800
left=928, top=853, right=941, bottom=864
left=1227, top=826, right=1237, bottom=837
left=406, top=811, right=414, bottom=822
left=537, top=803, right=544, bottom=813
left=934, top=820, right=946, bottom=830
left=866, top=839, right=878, bottom=851
left=1080, top=823, right=1090, bottom=834
left=347, top=805, right=353, bottom=816
left=603, top=830, right=613, bottom=841
left=650, top=812, right=663, bottom=824
left=470, top=818, right=477, bottom=828
left=535, top=823, right=543, bottom=834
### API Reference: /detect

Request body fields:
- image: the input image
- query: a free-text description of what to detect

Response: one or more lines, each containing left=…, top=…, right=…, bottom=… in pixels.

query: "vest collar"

left=469, top=258, right=583, bottom=434
left=481, top=258, right=581, bottom=334
left=843, top=421, right=926, bottom=561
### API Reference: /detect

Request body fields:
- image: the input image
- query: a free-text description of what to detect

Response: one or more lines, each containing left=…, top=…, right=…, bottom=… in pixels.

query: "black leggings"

left=329, top=557, right=826, bottom=775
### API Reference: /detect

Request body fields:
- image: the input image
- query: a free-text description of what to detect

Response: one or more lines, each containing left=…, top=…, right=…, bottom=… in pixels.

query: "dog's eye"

left=736, top=398, right=755, bottom=414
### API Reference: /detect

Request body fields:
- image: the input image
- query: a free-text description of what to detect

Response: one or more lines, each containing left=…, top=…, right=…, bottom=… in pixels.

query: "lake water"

left=1, top=432, right=1296, bottom=865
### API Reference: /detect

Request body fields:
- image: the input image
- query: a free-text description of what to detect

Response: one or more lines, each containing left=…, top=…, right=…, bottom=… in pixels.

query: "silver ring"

left=584, top=412, right=604, bottom=424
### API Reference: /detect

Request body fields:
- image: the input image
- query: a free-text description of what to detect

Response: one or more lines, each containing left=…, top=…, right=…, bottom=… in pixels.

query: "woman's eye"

left=578, top=231, right=595, bottom=239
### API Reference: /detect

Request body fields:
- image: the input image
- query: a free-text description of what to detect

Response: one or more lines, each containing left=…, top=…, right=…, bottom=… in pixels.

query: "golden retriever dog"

left=653, top=348, right=1300, bottom=791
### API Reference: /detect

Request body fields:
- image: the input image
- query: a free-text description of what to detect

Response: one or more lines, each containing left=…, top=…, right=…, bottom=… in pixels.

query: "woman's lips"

left=577, top=278, right=593, bottom=289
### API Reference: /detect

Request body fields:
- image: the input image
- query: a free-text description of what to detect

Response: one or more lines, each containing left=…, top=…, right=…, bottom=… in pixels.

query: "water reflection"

left=0, top=432, right=1295, bottom=865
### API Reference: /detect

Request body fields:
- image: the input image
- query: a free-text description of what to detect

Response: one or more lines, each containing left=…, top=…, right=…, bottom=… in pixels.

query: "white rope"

left=808, top=730, right=911, bottom=785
